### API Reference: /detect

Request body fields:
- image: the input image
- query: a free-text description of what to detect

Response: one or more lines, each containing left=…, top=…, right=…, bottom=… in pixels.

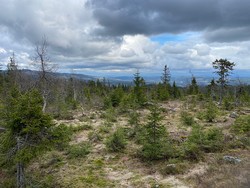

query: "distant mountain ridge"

left=4, top=69, right=250, bottom=86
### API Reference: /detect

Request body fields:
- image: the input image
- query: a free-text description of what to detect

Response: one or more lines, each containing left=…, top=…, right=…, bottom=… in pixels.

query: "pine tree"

left=141, top=105, right=170, bottom=160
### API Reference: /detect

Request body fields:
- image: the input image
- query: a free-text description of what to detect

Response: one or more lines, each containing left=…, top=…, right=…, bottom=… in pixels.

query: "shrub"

left=180, top=111, right=195, bottom=126
left=88, top=131, right=103, bottom=142
left=160, top=162, right=188, bottom=175
left=67, top=142, right=91, bottom=158
left=105, top=128, right=126, bottom=152
left=203, top=127, right=224, bottom=152
left=232, top=115, right=250, bottom=135
left=223, top=97, right=234, bottom=110
left=205, top=101, right=218, bottom=122
left=183, top=141, right=204, bottom=161
left=183, top=125, right=224, bottom=160
left=98, top=124, right=111, bottom=134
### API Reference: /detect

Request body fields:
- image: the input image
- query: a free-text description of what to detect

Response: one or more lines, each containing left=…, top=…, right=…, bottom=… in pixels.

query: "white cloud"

left=0, top=47, right=7, bottom=54
left=0, top=0, right=249, bottom=75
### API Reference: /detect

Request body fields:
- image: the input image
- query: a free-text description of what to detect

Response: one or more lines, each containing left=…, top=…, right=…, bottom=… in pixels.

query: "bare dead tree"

left=34, top=36, right=56, bottom=112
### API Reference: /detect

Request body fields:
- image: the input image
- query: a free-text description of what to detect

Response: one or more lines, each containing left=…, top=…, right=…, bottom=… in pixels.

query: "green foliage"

left=110, top=86, right=124, bottom=107
left=161, top=65, right=171, bottom=85
left=133, top=71, right=147, bottom=106
left=105, top=128, right=127, bottom=152
left=98, top=123, right=111, bottom=134
left=155, top=83, right=170, bottom=101
left=140, top=105, right=171, bottom=160
left=212, top=59, right=235, bottom=104
left=50, top=124, right=73, bottom=150
left=119, top=93, right=136, bottom=111
left=127, top=110, right=141, bottom=139
left=187, top=77, right=199, bottom=95
left=102, top=107, right=117, bottom=123
left=67, top=142, right=91, bottom=158
left=0, top=177, right=16, bottom=188
left=0, top=88, right=74, bottom=187
left=180, top=111, right=195, bottom=126
left=183, top=126, right=224, bottom=161
left=79, top=172, right=111, bottom=187
left=171, top=81, right=181, bottom=98
left=160, top=162, right=188, bottom=175
left=205, top=101, right=218, bottom=122
left=232, top=115, right=250, bottom=135
left=1, top=88, right=55, bottom=164
left=212, top=59, right=235, bottom=86
left=202, top=127, right=224, bottom=152
left=88, top=131, right=103, bottom=142
left=222, top=97, right=234, bottom=110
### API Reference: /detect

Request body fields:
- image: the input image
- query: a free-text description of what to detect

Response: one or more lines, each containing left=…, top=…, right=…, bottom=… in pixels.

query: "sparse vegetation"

left=0, top=58, right=249, bottom=188
left=66, top=142, right=91, bottom=158
left=105, top=128, right=127, bottom=152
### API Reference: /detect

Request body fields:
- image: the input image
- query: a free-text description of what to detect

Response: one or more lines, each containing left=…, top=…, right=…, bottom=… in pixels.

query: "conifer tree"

left=0, top=88, right=57, bottom=188
left=161, top=65, right=171, bottom=85
left=172, top=81, right=181, bottom=98
left=212, top=59, right=235, bottom=104
left=188, top=77, right=199, bottom=95
left=133, top=70, right=146, bottom=106
left=141, top=104, right=170, bottom=160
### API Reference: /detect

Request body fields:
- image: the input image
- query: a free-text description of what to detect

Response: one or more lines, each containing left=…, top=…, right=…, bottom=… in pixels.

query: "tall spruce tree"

left=161, top=65, right=171, bottom=85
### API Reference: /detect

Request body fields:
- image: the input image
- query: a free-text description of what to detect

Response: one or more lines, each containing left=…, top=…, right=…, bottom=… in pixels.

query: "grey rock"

left=229, top=112, right=238, bottom=118
left=223, top=155, right=242, bottom=164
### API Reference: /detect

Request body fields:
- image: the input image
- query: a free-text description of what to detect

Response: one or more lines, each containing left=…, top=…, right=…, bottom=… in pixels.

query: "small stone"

left=166, top=164, right=176, bottom=168
left=229, top=112, right=238, bottom=118
left=223, top=155, right=242, bottom=164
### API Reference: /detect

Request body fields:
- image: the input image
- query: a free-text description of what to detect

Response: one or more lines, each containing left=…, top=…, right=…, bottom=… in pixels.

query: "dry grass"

left=22, top=100, right=250, bottom=187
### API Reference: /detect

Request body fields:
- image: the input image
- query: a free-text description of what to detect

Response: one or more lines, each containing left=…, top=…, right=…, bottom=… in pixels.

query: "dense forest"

left=0, top=52, right=250, bottom=187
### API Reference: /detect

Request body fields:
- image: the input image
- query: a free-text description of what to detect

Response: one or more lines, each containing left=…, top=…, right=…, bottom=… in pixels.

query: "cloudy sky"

left=0, top=0, right=250, bottom=77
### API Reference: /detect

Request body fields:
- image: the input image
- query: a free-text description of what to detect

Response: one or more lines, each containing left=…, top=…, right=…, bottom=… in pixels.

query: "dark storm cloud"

left=90, top=0, right=250, bottom=42
left=204, top=27, right=250, bottom=42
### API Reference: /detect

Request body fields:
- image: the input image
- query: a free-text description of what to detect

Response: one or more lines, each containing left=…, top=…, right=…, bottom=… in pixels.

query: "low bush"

left=232, top=115, right=250, bottom=135
left=88, top=131, right=103, bottom=142
left=160, top=162, right=188, bottom=175
left=205, top=101, right=218, bottom=122
left=180, top=111, right=195, bottom=126
left=66, top=142, right=91, bottom=158
left=183, top=125, right=224, bottom=161
left=105, top=128, right=127, bottom=152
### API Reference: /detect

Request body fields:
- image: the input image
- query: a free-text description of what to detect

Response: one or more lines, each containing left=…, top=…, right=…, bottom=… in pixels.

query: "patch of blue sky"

left=150, top=32, right=200, bottom=44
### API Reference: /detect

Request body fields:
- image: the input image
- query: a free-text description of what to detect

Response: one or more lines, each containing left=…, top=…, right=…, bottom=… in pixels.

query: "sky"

left=0, top=0, right=250, bottom=77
